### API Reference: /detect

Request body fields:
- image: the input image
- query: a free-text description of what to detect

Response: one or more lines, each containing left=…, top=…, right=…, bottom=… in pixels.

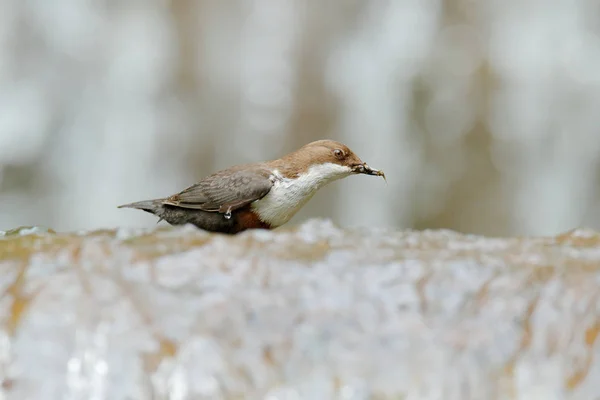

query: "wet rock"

left=0, top=219, right=599, bottom=399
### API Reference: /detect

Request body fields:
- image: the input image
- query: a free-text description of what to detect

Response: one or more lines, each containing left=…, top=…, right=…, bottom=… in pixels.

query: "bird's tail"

left=117, top=199, right=165, bottom=214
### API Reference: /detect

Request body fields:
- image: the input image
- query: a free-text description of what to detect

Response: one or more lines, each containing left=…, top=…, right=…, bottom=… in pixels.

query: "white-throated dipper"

left=118, top=139, right=385, bottom=234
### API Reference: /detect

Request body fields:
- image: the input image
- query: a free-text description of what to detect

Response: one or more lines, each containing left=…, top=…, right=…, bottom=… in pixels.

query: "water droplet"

left=224, top=207, right=232, bottom=220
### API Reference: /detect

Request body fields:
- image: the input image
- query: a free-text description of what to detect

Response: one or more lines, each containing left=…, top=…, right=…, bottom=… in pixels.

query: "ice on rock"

left=1, top=221, right=600, bottom=399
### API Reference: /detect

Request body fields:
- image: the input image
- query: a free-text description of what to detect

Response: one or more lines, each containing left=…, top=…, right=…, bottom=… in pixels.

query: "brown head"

left=271, top=139, right=385, bottom=181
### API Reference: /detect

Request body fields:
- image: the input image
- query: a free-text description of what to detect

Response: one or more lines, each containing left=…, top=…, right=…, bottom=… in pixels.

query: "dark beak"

left=353, top=163, right=386, bottom=182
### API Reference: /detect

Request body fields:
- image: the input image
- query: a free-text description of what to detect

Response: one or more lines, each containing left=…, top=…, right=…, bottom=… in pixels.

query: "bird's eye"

left=333, top=149, right=345, bottom=159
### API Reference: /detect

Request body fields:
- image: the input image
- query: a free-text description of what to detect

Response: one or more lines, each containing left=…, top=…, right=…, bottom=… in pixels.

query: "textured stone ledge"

left=1, top=220, right=599, bottom=399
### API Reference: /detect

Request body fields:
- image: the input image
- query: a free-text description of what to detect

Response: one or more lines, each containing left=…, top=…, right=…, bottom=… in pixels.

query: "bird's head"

left=276, top=139, right=386, bottom=184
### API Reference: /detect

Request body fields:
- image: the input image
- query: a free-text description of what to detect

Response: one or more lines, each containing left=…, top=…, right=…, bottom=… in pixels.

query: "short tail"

left=117, top=199, right=164, bottom=214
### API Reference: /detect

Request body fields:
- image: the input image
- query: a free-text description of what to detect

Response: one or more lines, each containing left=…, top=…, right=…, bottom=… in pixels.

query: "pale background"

left=1, top=0, right=599, bottom=236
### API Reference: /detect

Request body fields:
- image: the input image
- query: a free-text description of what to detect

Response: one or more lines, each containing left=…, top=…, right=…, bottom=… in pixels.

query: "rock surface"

left=0, top=220, right=599, bottom=399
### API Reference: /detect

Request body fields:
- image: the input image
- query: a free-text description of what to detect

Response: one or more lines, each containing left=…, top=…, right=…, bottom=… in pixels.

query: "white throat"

left=251, top=162, right=352, bottom=227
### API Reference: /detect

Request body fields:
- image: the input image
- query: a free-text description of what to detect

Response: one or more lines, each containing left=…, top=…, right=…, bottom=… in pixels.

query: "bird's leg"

left=224, top=206, right=233, bottom=220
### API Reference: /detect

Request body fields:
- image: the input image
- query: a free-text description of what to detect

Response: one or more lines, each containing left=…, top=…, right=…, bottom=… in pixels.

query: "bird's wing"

left=162, top=167, right=274, bottom=213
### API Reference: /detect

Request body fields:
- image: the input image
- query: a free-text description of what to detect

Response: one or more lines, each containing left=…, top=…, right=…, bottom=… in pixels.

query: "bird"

left=118, top=139, right=385, bottom=234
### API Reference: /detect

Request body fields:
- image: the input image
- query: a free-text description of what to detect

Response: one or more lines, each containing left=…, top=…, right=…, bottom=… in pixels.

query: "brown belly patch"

left=234, top=209, right=273, bottom=233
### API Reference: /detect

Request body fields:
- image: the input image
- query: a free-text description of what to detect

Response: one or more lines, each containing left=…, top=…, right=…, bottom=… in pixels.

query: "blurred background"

left=1, top=0, right=599, bottom=236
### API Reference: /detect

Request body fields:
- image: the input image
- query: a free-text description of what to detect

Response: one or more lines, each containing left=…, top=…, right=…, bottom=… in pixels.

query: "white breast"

left=251, top=163, right=352, bottom=227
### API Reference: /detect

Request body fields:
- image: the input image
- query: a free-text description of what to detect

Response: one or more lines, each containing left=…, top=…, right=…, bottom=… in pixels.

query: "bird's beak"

left=353, top=163, right=386, bottom=182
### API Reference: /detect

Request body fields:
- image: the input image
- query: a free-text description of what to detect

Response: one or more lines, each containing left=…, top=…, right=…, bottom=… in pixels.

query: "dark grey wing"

left=162, top=167, right=273, bottom=213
